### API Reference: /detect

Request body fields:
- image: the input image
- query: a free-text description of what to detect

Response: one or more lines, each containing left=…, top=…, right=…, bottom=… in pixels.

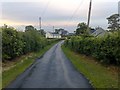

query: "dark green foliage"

left=107, top=14, right=120, bottom=31
left=2, top=26, right=23, bottom=59
left=25, top=25, right=37, bottom=31
left=64, top=32, right=120, bottom=65
left=2, top=25, right=58, bottom=61
left=39, top=29, right=46, bottom=37
left=76, top=22, right=88, bottom=35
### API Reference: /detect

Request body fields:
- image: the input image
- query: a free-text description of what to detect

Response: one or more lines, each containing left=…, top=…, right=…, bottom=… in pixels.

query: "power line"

left=39, top=0, right=52, bottom=30
left=69, top=0, right=84, bottom=22
left=65, top=0, right=85, bottom=29
left=41, top=0, right=51, bottom=17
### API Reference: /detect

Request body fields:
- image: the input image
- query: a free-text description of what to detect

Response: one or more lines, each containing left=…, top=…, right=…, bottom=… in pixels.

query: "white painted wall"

left=46, top=32, right=61, bottom=38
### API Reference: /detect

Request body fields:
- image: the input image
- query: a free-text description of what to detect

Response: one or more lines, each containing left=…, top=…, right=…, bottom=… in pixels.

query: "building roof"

left=46, top=32, right=61, bottom=35
left=91, top=27, right=107, bottom=37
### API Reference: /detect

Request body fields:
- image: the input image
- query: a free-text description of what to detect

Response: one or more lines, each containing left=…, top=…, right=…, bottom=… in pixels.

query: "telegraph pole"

left=53, top=26, right=55, bottom=38
left=53, top=26, right=55, bottom=32
left=87, top=0, right=92, bottom=34
left=39, top=17, right=41, bottom=30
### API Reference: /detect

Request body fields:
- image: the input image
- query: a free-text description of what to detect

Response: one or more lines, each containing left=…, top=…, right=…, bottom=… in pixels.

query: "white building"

left=45, top=32, right=61, bottom=39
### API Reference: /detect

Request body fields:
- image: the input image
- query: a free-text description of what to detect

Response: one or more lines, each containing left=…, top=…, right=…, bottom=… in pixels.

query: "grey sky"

left=1, top=0, right=119, bottom=32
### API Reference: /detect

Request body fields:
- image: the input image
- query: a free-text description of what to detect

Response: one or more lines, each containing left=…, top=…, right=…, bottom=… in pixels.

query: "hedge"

left=2, top=26, right=58, bottom=61
left=64, top=32, right=120, bottom=65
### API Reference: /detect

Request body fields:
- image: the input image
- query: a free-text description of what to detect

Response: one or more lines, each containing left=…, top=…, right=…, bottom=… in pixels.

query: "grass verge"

left=62, top=45, right=119, bottom=88
left=2, top=41, right=59, bottom=88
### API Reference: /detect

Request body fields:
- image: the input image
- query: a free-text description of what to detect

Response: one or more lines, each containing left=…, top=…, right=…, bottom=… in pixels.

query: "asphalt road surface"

left=7, top=41, right=93, bottom=88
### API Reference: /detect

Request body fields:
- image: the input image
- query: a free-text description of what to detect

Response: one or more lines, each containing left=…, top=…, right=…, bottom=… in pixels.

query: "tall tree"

left=107, top=14, right=120, bottom=31
left=39, top=29, right=45, bottom=37
left=25, top=25, right=36, bottom=32
left=76, top=22, right=88, bottom=35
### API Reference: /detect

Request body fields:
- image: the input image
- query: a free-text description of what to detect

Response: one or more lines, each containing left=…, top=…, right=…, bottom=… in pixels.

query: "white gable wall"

left=46, top=32, right=61, bottom=38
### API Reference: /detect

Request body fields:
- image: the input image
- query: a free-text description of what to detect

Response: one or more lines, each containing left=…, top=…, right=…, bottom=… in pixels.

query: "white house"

left=91, top=27, right=108, bottom=37
left=45, top=32, right=61, bottom=39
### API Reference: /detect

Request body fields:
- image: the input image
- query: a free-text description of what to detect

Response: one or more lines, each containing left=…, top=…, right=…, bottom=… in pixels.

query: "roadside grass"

left=62, top=45, right=119, bottom=88
left=2, top=41, right=58, bottom=88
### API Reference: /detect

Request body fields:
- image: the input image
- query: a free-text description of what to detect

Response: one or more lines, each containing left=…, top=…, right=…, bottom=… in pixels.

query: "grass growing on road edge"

left=2, top=41, right=59, bottom=88
left=62, top=45, right=119, bottom=88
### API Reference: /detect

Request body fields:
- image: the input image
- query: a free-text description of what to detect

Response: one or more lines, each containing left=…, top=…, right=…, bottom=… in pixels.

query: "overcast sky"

left=0, top=0, right=119, bottom=32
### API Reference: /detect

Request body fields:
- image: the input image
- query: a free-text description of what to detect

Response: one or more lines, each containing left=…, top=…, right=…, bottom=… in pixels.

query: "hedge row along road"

left=64, top=32, right=120, bottom=65
left=2, top=26, right=56, bottom=61
left=6, top=41, right=93, bottom=88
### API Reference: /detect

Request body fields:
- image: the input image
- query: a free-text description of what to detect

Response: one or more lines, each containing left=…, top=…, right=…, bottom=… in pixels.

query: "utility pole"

left=39, top=17, right=41, bottom=30
left=53, top=26, right=55, bottom=32
left=53, top=26, right=54, bottom=38
left=87, top=0, right=92, bottom=34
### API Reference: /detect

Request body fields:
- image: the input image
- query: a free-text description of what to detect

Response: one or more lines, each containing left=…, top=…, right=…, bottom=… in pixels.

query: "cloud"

left=1, top=0, right=119, bottom=32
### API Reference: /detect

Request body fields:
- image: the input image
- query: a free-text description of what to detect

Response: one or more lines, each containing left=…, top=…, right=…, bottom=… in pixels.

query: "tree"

left=25, top=25, right=36, bottom=31
left=39, top=29, right=45, bottom=37
left=2, top=25, right=48, bottom=60
left=2, top=25, right=25, bottom=60
left=107, top=14, right=120, bottom=31
left=76, top=22, right=88, bottom=35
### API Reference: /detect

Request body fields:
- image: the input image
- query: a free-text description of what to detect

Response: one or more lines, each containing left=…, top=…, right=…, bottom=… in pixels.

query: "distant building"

left=45, top=32, right=61, bottom=39
left=91, top=27, right=108, bottom=37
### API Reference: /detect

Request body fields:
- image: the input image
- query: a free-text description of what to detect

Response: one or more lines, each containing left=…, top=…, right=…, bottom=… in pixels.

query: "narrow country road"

left=7, top=41, right=93, bottom=88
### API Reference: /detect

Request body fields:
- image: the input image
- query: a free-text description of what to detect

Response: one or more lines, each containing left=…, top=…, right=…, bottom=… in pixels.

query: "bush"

left=64, top=32, right=120, bottom=65
left=2, top=26, right=58, bottom=61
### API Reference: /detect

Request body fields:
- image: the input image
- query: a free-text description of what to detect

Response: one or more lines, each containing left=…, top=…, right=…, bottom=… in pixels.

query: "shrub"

left=64, top=32, right=120, bottom=65
left=2, top=26, right=58, bottom=61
